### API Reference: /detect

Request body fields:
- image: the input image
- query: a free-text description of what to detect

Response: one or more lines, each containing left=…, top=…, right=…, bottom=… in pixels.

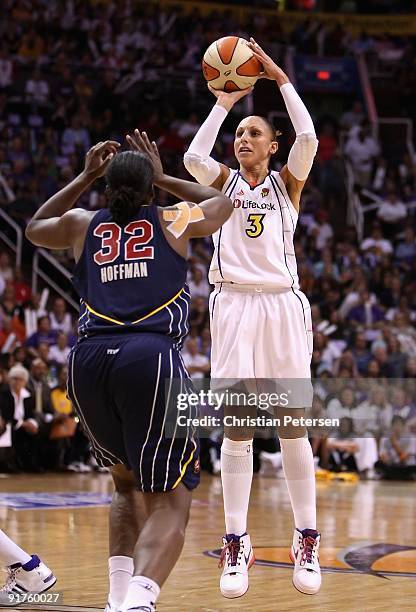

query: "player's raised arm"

left=182, top=86, right=253, bottom=190
left=127, top=130, right=233, bottom=236
left=248, top=39, right=318, bottom=202
left=25, top=141, right=120, bottom=250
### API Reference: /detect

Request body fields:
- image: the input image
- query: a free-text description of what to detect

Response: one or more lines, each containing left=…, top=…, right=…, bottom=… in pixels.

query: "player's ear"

left=270, top=141, right=278, bottom=156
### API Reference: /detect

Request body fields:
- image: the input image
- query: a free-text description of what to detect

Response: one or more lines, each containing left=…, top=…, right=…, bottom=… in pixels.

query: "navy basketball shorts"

left=67, top=333, right=199, bottom=492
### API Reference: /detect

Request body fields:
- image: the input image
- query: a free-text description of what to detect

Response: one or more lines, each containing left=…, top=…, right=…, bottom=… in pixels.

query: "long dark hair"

left=106, top=151, right=154, bottom=225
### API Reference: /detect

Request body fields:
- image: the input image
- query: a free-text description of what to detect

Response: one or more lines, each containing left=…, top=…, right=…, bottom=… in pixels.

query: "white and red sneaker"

left=219, top=533, right=254, bottom=598
left=290, top=528, right=321, bottom=595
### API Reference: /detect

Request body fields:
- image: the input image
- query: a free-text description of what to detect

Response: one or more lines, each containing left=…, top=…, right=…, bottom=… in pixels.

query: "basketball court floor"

left=0, top=472, right=415, bottom=611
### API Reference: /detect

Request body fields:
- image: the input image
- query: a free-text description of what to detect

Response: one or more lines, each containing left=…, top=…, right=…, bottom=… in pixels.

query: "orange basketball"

left=202, top=36, right=262, bottom=92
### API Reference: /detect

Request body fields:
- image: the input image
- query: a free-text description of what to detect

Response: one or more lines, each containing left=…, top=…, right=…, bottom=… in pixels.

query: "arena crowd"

left=0, top=0, right=415, bottom=478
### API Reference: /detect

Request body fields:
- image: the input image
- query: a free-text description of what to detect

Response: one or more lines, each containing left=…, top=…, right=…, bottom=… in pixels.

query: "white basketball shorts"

left=209, top=283, right=313, bottom=380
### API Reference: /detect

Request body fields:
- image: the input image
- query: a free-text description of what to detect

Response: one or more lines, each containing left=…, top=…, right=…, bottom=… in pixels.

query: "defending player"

left=0, top=530, right=56, bottom=607
left=183, top=39, right=321, bottom=597
left=25, top=140, right=233, bottom=612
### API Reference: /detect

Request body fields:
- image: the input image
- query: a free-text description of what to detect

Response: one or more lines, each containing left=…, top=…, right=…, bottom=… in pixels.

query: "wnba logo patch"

left=261, top=187, right=270, bottom=198
left=194, top=459, right=200, bottom=474
left=204, top=542, right=416, bottom=578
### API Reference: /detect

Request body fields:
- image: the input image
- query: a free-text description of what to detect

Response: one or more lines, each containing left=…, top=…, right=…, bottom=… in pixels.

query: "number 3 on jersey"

left=245, top=214, right=265, bottom=238
left=93, top=221, right=154, bottom=265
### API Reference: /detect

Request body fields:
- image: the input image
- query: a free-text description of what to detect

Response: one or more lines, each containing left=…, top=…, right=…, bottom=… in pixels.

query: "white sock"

left=221, top=438, right=253, bottom=535
left=120, top=575, right=160, bottom=611
left=108, top=556, right=134, bottom=607
left=280, top=437, right=316, bottom=530
left=0, top=530, right=32, bottom=567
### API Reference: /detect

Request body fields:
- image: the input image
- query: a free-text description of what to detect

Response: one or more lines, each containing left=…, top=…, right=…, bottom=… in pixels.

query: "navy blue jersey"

left=72, top=206, right=190, bottom=346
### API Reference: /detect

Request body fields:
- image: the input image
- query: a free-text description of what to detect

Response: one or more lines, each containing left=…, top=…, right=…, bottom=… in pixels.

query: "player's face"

left=234, top=117, right=277, bottom=168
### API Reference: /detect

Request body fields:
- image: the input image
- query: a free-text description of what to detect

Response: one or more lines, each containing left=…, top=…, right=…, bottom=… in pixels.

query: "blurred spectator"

left=49, top=332, right=71, bottom=365
left=308, top=209, right=333, bottom=250
left=395, top=227, right=416, bottom=267
left=27, top=358, right=53, bottom=418
left=49, top=297, right=73, bottom=334
left=13, top=268, right=31, bottom=304
left=327, top=416, right=378, bottom=477
left=188, top=267, right=210, bottom=299
left=0, top=45, right=13, bottom=90
left=182, top=337, right=210, bottom=379
left=376, top=189, right=407, bottom=234
left=62, top=115, right=91, bottom=153
left=360, top=222, right=393, bottom=256
left=340, top=100, right=365, bottom=131
left=376, top=416, right=416, bottom=480
left=0, top=252, right=13, bottom=283
left=25, top=316, right=58, bottom=356
left=344, top=122, right=380, bottom=186
left=1, top=364, right=41, bottom=472
left=25, top=68, right=50, bottom=105
left=346, top=289, right=385, bottom=329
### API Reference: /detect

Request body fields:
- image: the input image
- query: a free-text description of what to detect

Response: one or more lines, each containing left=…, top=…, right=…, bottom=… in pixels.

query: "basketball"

left=202, top=36, right=262, bottom=92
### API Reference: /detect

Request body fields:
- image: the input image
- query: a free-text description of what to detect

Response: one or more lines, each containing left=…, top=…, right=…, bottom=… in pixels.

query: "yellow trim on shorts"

left=171, top=440, right=197, bottom=490
left=84, top=287, right=185, bottom=327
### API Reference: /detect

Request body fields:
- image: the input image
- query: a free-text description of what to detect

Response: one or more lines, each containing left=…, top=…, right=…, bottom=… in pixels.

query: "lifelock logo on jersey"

left=233, top=198, right=276, bottom=211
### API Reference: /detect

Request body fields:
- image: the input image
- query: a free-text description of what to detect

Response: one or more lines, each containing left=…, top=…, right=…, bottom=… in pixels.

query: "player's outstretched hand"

left=83, top=140, right=120, bottom=180
left=247, top=38, right=289, bottom=86
left=208, top=83, right=254, bottom=112
left=127, top=130, right=164, bottom=183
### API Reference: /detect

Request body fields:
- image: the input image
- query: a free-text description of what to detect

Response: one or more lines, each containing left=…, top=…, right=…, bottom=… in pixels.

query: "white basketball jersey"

left=209, top=170, right=300, bottom=289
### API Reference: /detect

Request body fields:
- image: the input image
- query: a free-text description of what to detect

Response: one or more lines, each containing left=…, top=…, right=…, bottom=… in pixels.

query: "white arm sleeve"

left=280, top=83, right=318, bottom=181
left=183, top=104, right=228, bottom=185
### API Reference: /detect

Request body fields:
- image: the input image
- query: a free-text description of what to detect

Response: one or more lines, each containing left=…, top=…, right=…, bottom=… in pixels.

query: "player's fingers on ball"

left=207, top=83, right=219, bottom=97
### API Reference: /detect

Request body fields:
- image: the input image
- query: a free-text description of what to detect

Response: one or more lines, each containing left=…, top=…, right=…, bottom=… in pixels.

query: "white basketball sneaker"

left=290, top=528, right=321, bottom=595
left=0, top=555, right=56, bottom=606
left=219, top=533, right=254, bottom=598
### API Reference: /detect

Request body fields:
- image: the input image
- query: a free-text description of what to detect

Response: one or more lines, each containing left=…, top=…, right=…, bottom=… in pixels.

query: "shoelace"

left=300, top=536, right=317, bottom=566
left=0, top=568, right=17, bottom=593
left=218, top=539, right=241, bottom=569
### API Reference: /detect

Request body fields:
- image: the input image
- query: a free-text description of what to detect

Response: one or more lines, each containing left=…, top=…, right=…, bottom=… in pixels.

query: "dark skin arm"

left=127, top=130, right=233, bottom=257
left=25, top=141, right=120, bottom=261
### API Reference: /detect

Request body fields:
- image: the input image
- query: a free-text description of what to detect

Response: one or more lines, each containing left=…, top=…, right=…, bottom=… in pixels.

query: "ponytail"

left=108, top=186, right=142, bottom=226
left=105, top=151, right=154, bottom=225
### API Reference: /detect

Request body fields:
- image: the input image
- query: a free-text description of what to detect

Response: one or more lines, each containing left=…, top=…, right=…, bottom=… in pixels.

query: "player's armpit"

left=210, top=163, right=231, bottom=191
left=280, top=165, right=305, bottom=213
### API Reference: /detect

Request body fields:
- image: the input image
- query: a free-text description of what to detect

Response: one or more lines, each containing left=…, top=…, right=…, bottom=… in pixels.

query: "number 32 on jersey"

left=245, top=214, right=265, bottom=238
